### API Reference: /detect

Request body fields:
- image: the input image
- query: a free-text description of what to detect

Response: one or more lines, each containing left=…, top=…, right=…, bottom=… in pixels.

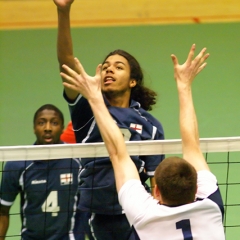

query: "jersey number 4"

left=176, top=219, right=193, bottom=240
left=41, top=191, right=60, bottom=217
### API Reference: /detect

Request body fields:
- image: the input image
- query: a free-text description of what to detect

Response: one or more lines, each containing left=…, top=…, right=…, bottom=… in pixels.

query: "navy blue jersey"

left=0, top=156, right=81, bottom=240
left=65, top=94, right=165, bottom=214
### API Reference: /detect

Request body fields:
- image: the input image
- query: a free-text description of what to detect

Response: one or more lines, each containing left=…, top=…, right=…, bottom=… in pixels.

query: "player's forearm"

left=57, top=7, right=79, bottom=99
left=178, top=84, right=209, bottom=171
left=57, top=8, right=76, bottom=72
left=88, top=96, right=127, bottom=159
left=178, top=85, right=199, bottom=149
left=0, top=215, right=9, bottom=240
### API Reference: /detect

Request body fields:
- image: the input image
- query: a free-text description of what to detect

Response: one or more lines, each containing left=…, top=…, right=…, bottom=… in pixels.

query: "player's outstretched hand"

left=171, top=44, right=209, bottom=88
left=60, top=58, right=102, bottom=101
left=53, top=0, right=74, bottom=10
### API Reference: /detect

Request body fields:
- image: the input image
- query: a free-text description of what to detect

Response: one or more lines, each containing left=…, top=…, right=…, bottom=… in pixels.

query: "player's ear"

left=154, top=185, right=160, bottom=199
left=33, top=124, right=36, bottom=134
left=194, top=184, right=198, bottom=200
left=129, top=79, right=137, bottom=88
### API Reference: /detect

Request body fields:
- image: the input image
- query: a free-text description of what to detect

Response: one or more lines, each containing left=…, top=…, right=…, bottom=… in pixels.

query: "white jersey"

left=119, top=171, right=225, bottom=240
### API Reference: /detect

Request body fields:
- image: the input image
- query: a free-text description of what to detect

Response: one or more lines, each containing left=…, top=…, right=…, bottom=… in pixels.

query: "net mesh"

left=1, top=136, right=240, bottom=239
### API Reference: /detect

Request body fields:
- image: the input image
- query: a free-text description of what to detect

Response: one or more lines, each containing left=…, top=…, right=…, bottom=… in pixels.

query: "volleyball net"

left=1, top=136, right=240, bottom=239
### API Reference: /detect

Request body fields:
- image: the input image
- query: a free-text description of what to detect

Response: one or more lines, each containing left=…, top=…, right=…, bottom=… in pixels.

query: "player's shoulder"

left=4, top=160, right=32, bottom=171
left=134, top=104, right=161, bottom=121
left=138, top=108, right=163, bottom=130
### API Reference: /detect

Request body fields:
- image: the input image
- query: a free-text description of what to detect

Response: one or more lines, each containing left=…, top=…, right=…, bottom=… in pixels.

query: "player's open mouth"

left=104, top=77, right=115, bottom=84
left=44, top=136, right=53, bottom=142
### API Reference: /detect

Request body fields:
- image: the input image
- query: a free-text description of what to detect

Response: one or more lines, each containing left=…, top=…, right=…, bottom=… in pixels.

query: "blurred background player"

left=0, top=104, right=81, bottom=240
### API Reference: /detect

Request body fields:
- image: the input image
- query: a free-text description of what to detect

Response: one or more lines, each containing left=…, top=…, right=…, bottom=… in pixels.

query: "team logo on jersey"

left=31, top=179, right=46, bottom=184
left=60, top=173, right=73, bottom=185
left=130, top=123, right=143, bottom=134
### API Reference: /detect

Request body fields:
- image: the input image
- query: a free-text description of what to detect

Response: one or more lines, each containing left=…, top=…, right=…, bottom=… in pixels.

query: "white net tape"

left=1, top=136, right=240, bottom=161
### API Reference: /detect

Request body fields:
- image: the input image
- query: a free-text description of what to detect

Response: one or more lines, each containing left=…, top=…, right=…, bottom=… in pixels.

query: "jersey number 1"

left=176, top=219, right=193, bottom=240
left=41, top=191, right=60, bottom=217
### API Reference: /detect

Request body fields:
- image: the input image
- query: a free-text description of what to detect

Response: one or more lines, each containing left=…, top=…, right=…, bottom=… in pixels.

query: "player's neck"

left=104, top=93, right=130, bottom=108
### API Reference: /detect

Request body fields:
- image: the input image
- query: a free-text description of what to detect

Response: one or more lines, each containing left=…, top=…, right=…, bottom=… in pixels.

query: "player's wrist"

left=176, top=81, right=192, bottom=92
left=57, top=5, right=71, bottom=14
left=88, top=94, right=104, bottom=106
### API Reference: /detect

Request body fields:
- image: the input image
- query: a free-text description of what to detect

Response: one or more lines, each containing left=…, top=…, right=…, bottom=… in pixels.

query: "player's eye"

left=38, top=121, right=45, bottom=126
left=102, top=65, right=108, bottom=70
left=52, top=121, right=59, bottom=126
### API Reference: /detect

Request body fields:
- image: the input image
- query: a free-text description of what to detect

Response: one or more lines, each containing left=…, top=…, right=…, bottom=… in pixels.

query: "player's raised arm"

left=171, top=44, right=210, bottom=172
left=60, top=58, right=140, bottom=191
left=53, top=0, right=79, bottom=100
left=0, top=205, right=10, bottom=240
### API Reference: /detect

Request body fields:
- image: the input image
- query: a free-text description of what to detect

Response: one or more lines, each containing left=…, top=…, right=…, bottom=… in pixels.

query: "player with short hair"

left=0, top=104, right=81, bottom=240
left=60, top=44, right=225, bottom=239
left=53, top=0, right=165, bottom=239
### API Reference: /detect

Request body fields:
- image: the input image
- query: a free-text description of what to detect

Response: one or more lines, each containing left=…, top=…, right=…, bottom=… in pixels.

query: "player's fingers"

left=196, top=54, right=209, bottom=74
left=196, top=62, right=207, bottom=75
left=96, top=64, right=102, bottom=76
left=199, top=53, right=210, bottom=68
left=62, top=81, right=76, bottom=90
left=186, top=44, right=196, bottom=64
left=202, top=53, right=210, bottom=62
left=171, top=54, right=178, bottom=66
left=60, top=71, right=74, bottom=83
left=61, top=64, right=77, bottom=78
left=194, top=48, right=207, bottom=65
left=74, top=57, right=86, bottom=76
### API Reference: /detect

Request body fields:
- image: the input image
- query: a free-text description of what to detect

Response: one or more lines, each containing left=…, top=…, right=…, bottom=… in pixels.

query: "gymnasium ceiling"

left=0, top=0, right=240, bottom=30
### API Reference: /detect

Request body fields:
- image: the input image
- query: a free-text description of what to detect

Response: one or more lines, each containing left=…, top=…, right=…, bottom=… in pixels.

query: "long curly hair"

left=102, top=50, right=157, bottom=111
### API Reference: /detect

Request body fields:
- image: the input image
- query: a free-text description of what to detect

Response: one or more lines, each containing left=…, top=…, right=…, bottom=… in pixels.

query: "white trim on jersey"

left=0, top=199, right=13, bottom=206
left=146, top=170, right=155, bottom=176
left=152, top=126, right=157, bottom=140
left=68, top=94, right=82, bottom=107
left=19, top=162, right=34, bottom=188
left=82, top=119, right=96, bottom=143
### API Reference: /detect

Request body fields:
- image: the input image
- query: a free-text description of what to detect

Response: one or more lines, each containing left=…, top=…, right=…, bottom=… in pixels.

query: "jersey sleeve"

left=64, top=92, right=95, bottom=142
left=196, top=170, right=224, bottom=219
left=196, top=170, right=218, bottom=198
left=0, top=162, right=22, bottom=206
left=140, top=112, right=165, bottom=176
left=118, top=179, right=157, bottom=226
